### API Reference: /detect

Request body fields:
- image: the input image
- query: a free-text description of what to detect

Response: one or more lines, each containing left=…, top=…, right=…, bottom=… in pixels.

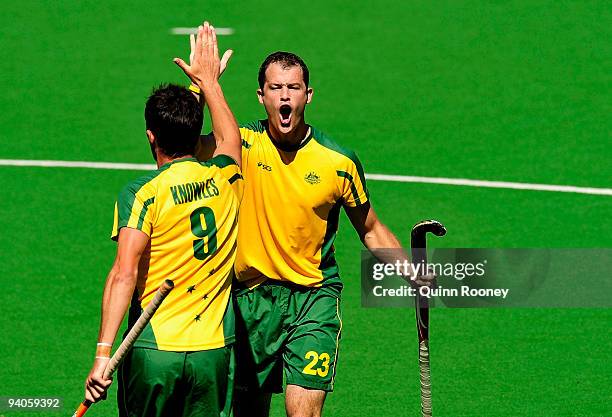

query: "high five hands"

left=174, top=21, right=233, bottom=89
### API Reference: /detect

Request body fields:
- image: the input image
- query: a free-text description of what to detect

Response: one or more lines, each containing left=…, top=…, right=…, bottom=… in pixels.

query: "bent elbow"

left=111, top=269, right=137, bottom=287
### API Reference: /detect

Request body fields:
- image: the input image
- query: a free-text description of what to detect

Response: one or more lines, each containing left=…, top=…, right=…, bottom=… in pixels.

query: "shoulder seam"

left=117, top=166, right=167, bottom=231
left=239, top=120, right=265, bottom=133
left=311, top=127, right=368, bottom=188
left=201, top=154, right=238, bottom=169
left=311, top=127, right=355, bottom=160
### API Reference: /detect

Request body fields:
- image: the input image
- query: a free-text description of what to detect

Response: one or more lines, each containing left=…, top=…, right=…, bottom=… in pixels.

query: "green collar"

left=159, top=156, right=197, bottom=169
left=263, top=120, right=313, bottom=152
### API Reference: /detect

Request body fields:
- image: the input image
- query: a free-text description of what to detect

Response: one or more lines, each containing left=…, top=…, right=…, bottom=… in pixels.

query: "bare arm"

left=174, top=23, right=241, bottom=167
left=204, top=82, right=241, bottom=165
left=345, top=202, right=432, bottom=285
left=97, top=228, right=149, bottom=344
left=84, top=227, right=150, bottom=403
left=345, top=201, right=405, bottom=249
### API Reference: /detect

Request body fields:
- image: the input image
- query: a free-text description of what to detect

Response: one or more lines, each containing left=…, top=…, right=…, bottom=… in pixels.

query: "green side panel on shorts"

left=222, top=291, right=236, bottom=346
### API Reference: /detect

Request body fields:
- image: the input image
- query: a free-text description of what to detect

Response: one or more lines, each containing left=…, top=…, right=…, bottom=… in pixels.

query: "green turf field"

left=1, top=1, right=610, bottom=416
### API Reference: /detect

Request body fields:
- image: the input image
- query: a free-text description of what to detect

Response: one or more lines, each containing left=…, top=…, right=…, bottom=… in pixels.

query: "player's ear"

left=306, top=87, right=314, bottom=104
left=257, top=88, right=264, bottom=104
left=146, top=130, right=158, bottom=163
left=146, top=129, right=156, bottom=144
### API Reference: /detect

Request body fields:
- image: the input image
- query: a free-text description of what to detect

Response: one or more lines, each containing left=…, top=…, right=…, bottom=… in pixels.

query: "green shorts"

left=233, top=279, right=343, bottom=393
left=117, top=346, right=234, bottom=417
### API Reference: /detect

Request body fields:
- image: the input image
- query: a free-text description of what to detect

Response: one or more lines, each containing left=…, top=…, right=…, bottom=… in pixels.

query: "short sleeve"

left=337, top=152, right=369, bottom=207
left=208, top=154, right=244, bottom=201
left=197, top=123, right=259, bottom=163
left=110, top=182, right=156, bottom=240
left=239, top=126, right=255, bottom=150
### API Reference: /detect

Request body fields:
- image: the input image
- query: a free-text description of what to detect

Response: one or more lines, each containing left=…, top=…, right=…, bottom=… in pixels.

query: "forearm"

left=201, top=82, right=240, bottom=153
left=97, top=265, right=138, bottom=346
left=364, top=223, right=414, bottom=276
left=346, top=204, right=425, bottom=281
left=364, top=222, right=401, bottom=249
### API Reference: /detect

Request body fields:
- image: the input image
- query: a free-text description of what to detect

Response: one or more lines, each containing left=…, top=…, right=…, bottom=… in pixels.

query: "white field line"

left=365, top=173, right=612, bottom=196
left=0, top=159, right=156, bottom=171
left=170, top=27, right=235, bottom=36
left=0, top=159, right=610, bottom=196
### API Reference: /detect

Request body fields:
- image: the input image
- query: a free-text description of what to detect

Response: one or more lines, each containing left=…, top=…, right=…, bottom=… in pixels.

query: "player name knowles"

left=373, top=285, right=510, bottom=299
left=170, top=179, right=219, bottom=205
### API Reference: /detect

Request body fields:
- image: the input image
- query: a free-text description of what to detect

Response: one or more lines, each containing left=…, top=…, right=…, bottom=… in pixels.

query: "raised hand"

left=188, top=32, right=233, bottom=77
left=174, top=22, right=233, bottom=89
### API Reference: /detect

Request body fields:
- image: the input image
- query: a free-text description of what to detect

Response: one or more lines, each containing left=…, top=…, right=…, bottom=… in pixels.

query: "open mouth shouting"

left=279, top=104, right=292, bottom=127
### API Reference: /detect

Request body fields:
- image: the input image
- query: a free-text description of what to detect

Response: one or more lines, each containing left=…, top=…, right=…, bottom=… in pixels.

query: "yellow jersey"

left=232, top=120, right=369, bottom=288
left=111, top=155, right=243, bottom=351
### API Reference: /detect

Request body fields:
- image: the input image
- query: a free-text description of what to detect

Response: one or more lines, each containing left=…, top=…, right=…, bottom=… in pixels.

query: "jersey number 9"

left=190, top=207, right=218, bottom=260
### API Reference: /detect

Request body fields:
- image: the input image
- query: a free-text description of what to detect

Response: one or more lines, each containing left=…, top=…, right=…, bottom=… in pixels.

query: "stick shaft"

left=71, top=280, right=174, bottom=417
left=411, top=220, right=446, bottom=417
left=419, top=340, right=432, bottom=417
left=104, top=279, right=174, bottom=378
left=72, top=401, right=91, bottom=417
left=412, top=242, right=432, bottom=417
left=415, top=268, right=432, bottom=417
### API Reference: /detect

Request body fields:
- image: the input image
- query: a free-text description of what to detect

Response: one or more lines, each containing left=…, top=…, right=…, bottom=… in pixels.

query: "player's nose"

left=280, top=87, right=290, bottom=100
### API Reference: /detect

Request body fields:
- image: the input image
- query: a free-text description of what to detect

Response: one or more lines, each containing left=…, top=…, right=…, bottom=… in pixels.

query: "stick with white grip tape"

left=71, top=279, right=174, bottom=417
left=411, top=221, right=446, bottom=417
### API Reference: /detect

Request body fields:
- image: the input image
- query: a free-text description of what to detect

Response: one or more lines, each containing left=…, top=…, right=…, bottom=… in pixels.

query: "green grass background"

left=0, top=1, right=610, bottom=416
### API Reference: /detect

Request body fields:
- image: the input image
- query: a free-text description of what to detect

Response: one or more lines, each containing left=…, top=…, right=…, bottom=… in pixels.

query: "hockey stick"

left=411, top=220, right=446, bottom=417
left=71, top=279, right=174, bottom=417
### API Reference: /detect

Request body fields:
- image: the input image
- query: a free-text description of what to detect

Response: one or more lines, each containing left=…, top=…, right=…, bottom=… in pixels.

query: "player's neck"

left=156, top=153, right=194, bottom=168
left=267, top=121, right=310, bottom=149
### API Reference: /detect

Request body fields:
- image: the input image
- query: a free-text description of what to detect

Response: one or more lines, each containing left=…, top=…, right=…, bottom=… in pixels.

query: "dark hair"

left=258, top=51, right=309, bottom=89
left=144, top=84, right=203, bottom=158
